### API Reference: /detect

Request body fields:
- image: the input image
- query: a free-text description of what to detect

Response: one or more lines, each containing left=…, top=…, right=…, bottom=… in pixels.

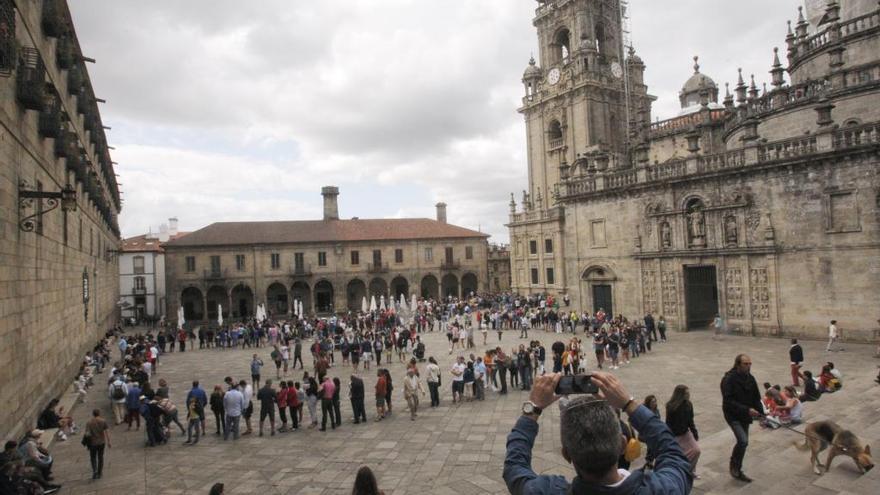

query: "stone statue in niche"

left=660, top=221, right=672, bottom=249
left=686, top=199, right=706, bottom=247
left=724, top=214, right=738, bottom=246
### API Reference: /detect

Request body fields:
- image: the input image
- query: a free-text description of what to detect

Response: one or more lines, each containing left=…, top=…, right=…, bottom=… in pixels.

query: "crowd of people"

left=3, top=292, right=873, bottom=495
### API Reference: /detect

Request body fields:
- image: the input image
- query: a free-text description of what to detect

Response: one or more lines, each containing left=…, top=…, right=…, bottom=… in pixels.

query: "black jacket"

left=789, top=344, right=804, bottom=364
left=666, top=402, right=698, bottom=439
left=350, top=377, right=365, bottom=400
left=720, top=369, right=762, bottom=424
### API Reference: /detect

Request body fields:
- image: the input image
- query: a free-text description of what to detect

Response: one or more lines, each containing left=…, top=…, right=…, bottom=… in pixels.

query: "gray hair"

left=559, top=396, right=621, bottom=476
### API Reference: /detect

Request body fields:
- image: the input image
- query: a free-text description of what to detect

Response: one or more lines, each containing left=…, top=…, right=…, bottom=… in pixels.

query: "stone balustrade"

left=553, top=120, right=878, bottom=202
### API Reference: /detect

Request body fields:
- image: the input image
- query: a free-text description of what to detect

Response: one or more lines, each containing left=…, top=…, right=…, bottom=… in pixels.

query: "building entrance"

left=684, top=266, right=718, bottom=329
left=592, top=284, right=613, bottom=317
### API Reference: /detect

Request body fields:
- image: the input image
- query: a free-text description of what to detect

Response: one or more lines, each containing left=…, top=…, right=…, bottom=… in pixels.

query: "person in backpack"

left=108, top=376, right=128, bottom=425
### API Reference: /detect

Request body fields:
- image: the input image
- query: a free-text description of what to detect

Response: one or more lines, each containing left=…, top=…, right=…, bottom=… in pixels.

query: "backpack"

left=622, top=422, right=642, bottom=462
left=112, top=383, right=125, bottom=400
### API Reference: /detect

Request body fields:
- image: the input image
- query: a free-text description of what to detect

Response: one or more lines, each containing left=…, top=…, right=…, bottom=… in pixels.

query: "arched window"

left=595, top=23, right=606, bottom=55
left=548, top=120, right=563, bottom=149
left=548, top=120, right=563, bottom=140
left=553, top=28, right=571, bottom=64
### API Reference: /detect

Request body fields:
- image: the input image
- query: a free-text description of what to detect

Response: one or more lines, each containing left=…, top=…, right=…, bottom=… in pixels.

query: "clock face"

left=610, top=62, right=623, bottom=79
left=547, top=68, right=561, bottom=85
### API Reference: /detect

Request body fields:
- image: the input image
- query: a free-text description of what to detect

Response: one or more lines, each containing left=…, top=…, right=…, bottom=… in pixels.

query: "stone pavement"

left=48, top=327, right=879, bottom=494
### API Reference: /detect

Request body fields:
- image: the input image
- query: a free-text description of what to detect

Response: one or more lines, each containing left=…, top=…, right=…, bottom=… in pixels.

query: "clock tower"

left=508, top=0, right=652, bottom=295
left=520, top=0, right=652, bottom=199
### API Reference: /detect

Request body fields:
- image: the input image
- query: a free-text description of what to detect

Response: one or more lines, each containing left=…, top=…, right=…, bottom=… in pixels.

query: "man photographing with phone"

left=503, top=372, right=692, bottom=494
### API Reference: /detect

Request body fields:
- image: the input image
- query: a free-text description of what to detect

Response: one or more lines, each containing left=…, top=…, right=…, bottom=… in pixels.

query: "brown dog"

left=794, top=420, right=874, bottom=475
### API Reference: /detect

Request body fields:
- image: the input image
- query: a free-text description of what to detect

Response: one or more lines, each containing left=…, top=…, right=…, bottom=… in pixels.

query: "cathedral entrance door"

left=684, top=266, right=718, bottom=330
left=592, top=284, right=613, bottom=317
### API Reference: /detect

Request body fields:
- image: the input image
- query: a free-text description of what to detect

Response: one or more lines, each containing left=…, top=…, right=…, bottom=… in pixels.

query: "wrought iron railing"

left=16, top=48, right=46, bottom=111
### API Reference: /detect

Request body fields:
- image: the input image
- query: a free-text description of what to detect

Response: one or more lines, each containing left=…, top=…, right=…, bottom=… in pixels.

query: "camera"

left=555, top=374, right=598, bottom=395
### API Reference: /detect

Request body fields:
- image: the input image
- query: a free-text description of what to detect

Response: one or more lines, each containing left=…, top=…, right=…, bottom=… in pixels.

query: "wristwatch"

left=522, top=401, right=542, bottom=417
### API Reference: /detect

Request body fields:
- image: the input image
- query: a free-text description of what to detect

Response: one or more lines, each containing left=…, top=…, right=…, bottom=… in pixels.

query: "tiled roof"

left=164, top=219, right=488, bottom=248
left=122, top=232, right=190, bottom=253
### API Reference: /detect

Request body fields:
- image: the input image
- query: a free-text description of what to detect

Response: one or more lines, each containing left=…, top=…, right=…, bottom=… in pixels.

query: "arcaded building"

left=0, top=0, right=121, bottom=436
left=164, top=188, right=489, bottom=321
left=508, top=0, right=879, bottom=339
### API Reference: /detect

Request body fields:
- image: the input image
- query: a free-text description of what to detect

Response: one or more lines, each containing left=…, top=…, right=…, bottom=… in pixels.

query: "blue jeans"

left=187, top=418, right=201, bottom=443
left=728, top=421, right=750, bottom=471
left=224, top=415, right=241, bottom=440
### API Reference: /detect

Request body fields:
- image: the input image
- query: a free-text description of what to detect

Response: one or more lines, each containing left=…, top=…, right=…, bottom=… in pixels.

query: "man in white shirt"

left=826, top=319, right=839, bottom=351
left=240, top=380, right=254, bottom=435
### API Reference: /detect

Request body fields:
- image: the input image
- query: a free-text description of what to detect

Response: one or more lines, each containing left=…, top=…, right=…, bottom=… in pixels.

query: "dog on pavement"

left=794, top=420, right=874, bottom=475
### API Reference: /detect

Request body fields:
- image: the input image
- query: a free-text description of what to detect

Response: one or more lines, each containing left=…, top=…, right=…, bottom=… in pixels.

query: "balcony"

left=367, top=262, right=389, bottom=274
left=440, top=259, right=461, bottom=271
left=203, top=269, right=228, bottom=281
left=67, top=65, right=83, bottom=96
left=290, top=264, right=313, bottom=278
left=56, top=35, right=75, bottom=69
left=54, top=129, right=78, bottom=158
left=38, top=92, right=62, bottom=138
left=132, top=287, right=147, bottom=295
left=16, top=48, right=46, bottom=111
left=41, top=0, right=68, bottom=38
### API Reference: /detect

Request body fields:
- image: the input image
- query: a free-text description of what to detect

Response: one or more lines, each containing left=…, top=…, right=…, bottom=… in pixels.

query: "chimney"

left=321, top=186, right=339, bottom=221
left=168, top=217, right=179, bottom=236
left=435, top=202, right=447, bottom=223
left=158, top=223, right=169, bottom=242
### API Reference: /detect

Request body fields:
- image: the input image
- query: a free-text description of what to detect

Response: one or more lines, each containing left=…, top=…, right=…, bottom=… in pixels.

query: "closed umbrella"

left=370, top=295, right=377, bottom=312
left=361, top=296, right=368, bottom=313
left=411, top=294, right=418, bottom=313
left=380, top=295, right=386, bottom=311
left=298, top=300, right=304, bottom=320
left=218, top=304, right=223, bottom=327
left=178, top=305, right=185, bottom=329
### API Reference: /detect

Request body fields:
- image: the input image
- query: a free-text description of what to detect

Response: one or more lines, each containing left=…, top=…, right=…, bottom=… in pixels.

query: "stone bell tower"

left=519, top=0, right=646, bottom=204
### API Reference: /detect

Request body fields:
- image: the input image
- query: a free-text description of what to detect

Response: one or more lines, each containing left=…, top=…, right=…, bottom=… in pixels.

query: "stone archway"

left=346, top=279, right=367, bottom=312
left=314, top=280, right=334, bottom=314
left=369, top=277, right=388, bottom=299
left=461, top=272, right=478, bottom=297
left=180, top=287, right=204, bottom=321
left=581, top=265, right=617, bottom=317
left=291, top=281, right=311, bottom=316
left=206, top=285, right=227, bottom=321
left=266, top=282, right=289, bottom=316
left=441, top=273, right=459, bottom=299
left=420, top=274, right=439, bottom=300
left=391, top=276, right=409, bottom=299
left=230, top=284, right=254, bottom=318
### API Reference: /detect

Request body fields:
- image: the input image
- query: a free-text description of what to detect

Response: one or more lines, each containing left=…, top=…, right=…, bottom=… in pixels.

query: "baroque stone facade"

left=164, top=188, right=489, bottom=322
left=487, top=243, right=512, bottom=292
left=0, top=0, right=121, bottom=437
left=508, top=0, right=880, bottom=340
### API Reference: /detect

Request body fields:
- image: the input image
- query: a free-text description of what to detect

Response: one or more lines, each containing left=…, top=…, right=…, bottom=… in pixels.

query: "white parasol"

left=379, top=295, right=386, bottom=311
left=217, top=304, right=223, bottom=327
left=370, top=295, right=377, bottom=312
left=361, top=296, right=368, bottom=313
left=177, top=305, right=185, bottom=329
left=411, top=294, right=418, bottom=313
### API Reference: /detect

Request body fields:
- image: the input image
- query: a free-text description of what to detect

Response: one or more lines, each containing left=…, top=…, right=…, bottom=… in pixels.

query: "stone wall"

left=0, top=1, right=121, bottom=439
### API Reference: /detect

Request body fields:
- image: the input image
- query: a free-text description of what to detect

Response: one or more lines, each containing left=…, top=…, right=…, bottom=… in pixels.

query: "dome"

left=681, top=56, right=717, bottom=93
left=679, top=56, right=720, bottom=109
left=523, top=56, right=542, bottom=80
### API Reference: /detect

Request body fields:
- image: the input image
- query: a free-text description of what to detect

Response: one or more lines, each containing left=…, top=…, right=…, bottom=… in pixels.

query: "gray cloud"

left=70, top=0, right=803, bottom=243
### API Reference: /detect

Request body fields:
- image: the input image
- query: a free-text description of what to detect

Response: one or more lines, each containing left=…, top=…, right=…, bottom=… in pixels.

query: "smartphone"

left=555, top=374, right=598, bottom=395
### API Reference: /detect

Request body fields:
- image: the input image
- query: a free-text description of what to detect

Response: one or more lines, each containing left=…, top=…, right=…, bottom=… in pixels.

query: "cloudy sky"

left=69, top=0, right=806, bottom=242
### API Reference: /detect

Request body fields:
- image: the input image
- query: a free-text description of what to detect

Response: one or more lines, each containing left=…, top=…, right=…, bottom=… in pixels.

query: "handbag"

left=81, top=432, right=90, bottom=447
left=622, top=423, right=642, bottom=462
